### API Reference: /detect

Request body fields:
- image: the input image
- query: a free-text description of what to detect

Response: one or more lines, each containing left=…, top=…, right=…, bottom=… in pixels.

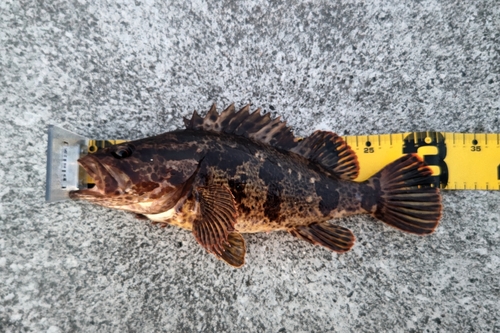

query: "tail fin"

left=368, top=154, right=442, bottom=235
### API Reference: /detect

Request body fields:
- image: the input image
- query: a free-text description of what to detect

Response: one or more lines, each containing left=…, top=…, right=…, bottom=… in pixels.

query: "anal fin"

left=289, top=222, right=355, bottom=253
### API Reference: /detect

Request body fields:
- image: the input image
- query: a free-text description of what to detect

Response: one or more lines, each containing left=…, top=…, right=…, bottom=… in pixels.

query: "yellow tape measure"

left=344, top=132, right=500, bottom=190
left=87, top=132, right=500, bottom=190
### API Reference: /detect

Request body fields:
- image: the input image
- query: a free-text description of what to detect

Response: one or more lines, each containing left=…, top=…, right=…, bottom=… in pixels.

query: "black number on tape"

left=403, top=132, right=449, bottom=188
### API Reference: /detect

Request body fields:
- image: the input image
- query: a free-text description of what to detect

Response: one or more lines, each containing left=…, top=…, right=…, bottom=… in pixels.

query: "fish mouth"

left=69, top=155, right=129, bottom=199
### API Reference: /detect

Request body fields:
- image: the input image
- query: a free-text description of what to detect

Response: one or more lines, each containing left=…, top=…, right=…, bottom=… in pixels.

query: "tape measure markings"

left=343, top=132, right=500, bottom=190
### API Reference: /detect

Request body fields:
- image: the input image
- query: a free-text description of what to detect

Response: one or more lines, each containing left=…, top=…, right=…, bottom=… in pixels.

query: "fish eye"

left=112, top=144, right=134, bottom=159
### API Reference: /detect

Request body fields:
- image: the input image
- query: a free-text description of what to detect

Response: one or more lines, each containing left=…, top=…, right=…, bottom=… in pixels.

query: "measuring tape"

left=45, top=126, right=500, bottom=203
left=87, top=132, right=500, bottom=191
left=344, top=132, right=500, bottom=190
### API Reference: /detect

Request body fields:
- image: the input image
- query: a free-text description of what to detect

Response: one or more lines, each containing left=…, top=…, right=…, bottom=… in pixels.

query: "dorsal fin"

left=184, top=103, right=299, bottom=150
left=183, top=104, right=359, bottom=179
left=290, top=130, right=359, bottom=180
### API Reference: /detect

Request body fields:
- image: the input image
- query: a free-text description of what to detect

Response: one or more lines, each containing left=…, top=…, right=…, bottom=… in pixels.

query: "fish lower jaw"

left=69, top=185, right=104, bottom=199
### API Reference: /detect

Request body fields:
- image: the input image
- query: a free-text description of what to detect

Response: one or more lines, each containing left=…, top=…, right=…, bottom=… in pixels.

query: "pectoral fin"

left=192, top=185, right=246, bottom=267
left=289, top=222, right=355, bottom=253
left=218, top=232, right=246, bottom=268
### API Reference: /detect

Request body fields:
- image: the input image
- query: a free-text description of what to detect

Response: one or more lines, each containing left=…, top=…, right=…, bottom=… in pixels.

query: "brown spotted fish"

left=70, top=104, right=442, bottom=267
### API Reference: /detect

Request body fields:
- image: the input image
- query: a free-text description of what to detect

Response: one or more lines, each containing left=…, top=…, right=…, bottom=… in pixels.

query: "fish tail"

left=368, top=154, right=442, bottom=235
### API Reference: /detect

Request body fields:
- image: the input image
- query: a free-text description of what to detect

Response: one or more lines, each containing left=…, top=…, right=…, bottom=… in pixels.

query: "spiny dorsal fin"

left=290, top=130, right=359, bottom=180
left=184, top=103, right=299, bottom=151
left=184, top=104, right=359, bottom=179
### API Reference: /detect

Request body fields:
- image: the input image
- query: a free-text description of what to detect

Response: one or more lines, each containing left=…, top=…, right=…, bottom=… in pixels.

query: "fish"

left=70, top=104, right=442, bottom=267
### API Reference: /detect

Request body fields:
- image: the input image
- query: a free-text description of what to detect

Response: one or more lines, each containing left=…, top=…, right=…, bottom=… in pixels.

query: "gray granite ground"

left=1, top=0, right=500, bottom=332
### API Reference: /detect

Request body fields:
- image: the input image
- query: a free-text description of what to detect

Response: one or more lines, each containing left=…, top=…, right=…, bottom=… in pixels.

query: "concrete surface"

left=1, top=0, right=499, bottom=332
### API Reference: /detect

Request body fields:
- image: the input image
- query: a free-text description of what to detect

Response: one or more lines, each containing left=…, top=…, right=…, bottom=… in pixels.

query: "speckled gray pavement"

left=1, top=0, right=499, bottom=332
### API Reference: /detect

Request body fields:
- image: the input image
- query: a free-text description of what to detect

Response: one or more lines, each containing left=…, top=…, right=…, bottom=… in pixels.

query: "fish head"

left=70, top=136, right=201, bottom=213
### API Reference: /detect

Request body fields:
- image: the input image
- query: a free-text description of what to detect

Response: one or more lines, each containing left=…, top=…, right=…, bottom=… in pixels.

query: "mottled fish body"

left=71, top=104, right=441, bottom=267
